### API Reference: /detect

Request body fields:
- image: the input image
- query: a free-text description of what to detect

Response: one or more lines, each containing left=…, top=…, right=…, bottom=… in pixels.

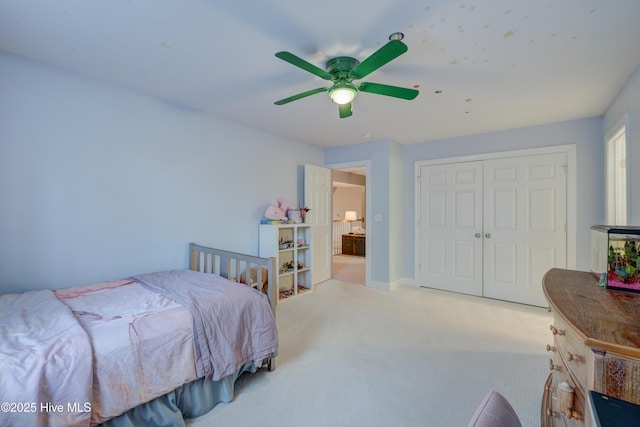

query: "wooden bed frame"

left=188, top=242, right=278, bottom=370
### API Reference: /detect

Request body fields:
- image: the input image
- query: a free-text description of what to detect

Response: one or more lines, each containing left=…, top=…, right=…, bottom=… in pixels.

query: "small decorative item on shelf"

left=279, top=288, right=294, bottom=299
left=288, top=210, right=301, bottom=223
left=279, top=237, right=294, bottom=250
left=279, top=260, right=305, bottom=274
left=280, top=261, right=293, bottom=273
left=298, top=202, right=310, bottom=223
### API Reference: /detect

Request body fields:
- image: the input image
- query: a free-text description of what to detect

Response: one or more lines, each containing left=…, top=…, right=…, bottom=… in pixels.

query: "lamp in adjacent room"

left=344, top=210, right=357, bottom=233
left=344, top=211, right=358, bottom=221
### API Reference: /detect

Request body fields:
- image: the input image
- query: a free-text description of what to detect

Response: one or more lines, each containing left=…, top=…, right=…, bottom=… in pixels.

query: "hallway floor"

left=331, top=254, right=365, bottom=285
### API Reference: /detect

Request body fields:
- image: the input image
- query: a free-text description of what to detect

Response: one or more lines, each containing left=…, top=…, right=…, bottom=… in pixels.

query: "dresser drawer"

left=550, top=352, right=586, bottom=426
left=551, top=316, right=588, bottom=392
left=543, top=373, right=568, bottom=427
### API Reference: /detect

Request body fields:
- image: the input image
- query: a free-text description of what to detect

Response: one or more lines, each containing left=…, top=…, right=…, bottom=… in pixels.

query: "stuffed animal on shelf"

left=278, top=198, right=296, bottom=217
left=263, top=198, right=297, bottom=222
left=264, top=203, right=287, bottom=221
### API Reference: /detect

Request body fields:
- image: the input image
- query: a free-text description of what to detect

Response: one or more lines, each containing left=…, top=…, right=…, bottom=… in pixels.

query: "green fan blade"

left=338, top=102, right=353, bottom=118
left=274, top=87, right=328, bottom=105
left=275, top=51, right=333, bottom=80
left=358, top=82, right=419, bottom=100
left=350, top=39, right=408, bottom=79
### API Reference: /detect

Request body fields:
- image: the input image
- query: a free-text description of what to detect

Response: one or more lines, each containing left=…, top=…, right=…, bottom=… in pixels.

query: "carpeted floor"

left=189, top=279, right=552, bottom=427
left=331, top=254, right=366, bottom=285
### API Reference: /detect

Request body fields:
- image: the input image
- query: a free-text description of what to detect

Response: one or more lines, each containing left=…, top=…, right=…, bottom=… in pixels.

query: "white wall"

left=0, top=53, right=323, bottom=294
left=332, top=187, right=364, bottom=221
left=603, top=63, right=640, bottom=224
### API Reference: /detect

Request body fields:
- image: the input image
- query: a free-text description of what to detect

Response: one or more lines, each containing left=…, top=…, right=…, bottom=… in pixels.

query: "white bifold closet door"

left=418, top=152, right=567, bottom=307
left=419, top=161, right=484, bottom=297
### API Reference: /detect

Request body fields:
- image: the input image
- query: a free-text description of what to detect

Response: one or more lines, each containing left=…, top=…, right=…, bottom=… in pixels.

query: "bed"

left=0, top=243, right=277, bottom=427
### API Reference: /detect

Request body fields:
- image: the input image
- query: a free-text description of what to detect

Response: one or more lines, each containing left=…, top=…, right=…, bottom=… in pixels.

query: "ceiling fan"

left=274, top=38, right=419, bottom=118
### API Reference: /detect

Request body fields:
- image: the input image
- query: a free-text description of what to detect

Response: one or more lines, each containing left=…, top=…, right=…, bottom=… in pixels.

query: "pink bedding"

left=0, top=290, right=92, bottom=427
left=0, top=271, right=278, bottom=426
left=57, top=279, right=197, bottom=425
left=131, top=270, right=279, bottom=381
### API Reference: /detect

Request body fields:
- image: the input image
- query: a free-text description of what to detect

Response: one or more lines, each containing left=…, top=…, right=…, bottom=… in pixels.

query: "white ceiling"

left=2, top=0, right=640, bottom=148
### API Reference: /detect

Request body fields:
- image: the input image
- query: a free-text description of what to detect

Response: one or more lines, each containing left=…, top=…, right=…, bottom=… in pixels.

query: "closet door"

left=418, top=161, right=483, bottom=296
left=483, top=153, right=567, bottom=306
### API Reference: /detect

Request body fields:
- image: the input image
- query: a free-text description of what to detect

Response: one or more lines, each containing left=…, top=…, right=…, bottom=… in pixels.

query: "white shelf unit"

left=259, top=224, right=312, bottom=302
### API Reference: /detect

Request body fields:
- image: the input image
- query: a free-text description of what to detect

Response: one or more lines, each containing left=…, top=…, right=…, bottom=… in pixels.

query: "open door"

left=304, top=164, right=332, bottom=284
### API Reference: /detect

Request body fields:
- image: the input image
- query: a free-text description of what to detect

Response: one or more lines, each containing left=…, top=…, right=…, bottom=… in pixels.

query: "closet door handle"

left=485, top=233, right=491, bottom=238
left=475, top=233, right=481, bottom=238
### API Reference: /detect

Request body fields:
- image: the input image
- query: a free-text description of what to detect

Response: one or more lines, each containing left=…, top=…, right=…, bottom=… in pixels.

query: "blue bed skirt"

left=97, top=361, right=258, bottom=427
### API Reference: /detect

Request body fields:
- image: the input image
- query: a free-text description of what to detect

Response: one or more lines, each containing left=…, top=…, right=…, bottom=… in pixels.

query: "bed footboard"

left=188, top=243, right=277, bottom=371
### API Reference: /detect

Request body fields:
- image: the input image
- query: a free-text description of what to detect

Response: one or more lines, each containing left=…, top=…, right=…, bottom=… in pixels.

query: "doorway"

left=331, top=165, right=368, bottom=286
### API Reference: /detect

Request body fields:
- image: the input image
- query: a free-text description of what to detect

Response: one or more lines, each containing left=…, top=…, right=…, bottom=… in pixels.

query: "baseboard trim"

left=398, top=277, right=416, bottom=287
left=367, top=280, right=391, bottom=292
left=367, top=277, right=415, bottom=291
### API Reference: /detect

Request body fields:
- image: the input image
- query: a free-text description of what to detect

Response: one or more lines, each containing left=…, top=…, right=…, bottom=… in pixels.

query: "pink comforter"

left=57, top=279, right=196, bottom=425
left=0, top=272, right=278, bottom=426
left=131, top=270, right=279, bottom=381
left=0, top=290, right=93, bottom=427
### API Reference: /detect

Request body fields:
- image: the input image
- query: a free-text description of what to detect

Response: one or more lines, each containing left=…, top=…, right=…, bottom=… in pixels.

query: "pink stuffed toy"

left=264, top=203, right=287, bottom=221
left=278, top=198, right=296, bottom=215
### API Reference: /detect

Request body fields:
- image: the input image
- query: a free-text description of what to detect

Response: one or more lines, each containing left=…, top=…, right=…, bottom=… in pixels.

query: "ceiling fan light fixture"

left=329, top=83, right=357, bottom=105
left=275, top=38, right=417, bottom=117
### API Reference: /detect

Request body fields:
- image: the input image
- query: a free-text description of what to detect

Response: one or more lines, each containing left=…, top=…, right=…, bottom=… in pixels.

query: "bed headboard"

left=188, top=243, right=277, bottom=316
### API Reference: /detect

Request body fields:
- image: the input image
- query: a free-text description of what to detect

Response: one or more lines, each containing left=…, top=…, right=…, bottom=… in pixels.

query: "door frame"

left=414, top=144, right=577, bottom=285
left=326, top=160, right=372, bottom=287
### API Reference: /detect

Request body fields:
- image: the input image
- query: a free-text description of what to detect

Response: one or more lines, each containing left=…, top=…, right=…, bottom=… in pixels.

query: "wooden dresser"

left=342, top=234, right=365, bottom=256
left=542, top=268, right=640, bottom=426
